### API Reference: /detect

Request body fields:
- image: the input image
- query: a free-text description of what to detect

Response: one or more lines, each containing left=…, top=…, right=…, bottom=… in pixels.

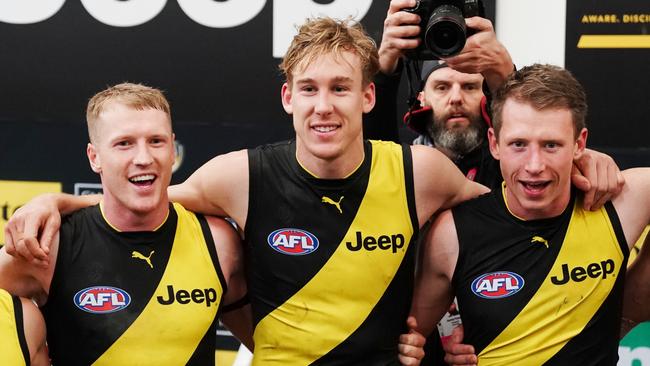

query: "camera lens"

left=424, top=4, right=467, bottom=58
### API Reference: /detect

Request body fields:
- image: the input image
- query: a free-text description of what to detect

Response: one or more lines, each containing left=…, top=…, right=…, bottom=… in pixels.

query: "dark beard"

left=429, top=115, right=485, bottom=158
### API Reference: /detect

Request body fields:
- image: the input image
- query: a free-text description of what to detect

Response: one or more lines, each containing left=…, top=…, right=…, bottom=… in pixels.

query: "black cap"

left=420, top=60, right=449, bottom=85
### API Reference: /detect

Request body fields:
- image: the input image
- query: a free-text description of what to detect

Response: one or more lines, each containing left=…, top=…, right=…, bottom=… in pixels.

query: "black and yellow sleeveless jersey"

left=42, top=202, right=226, bottom=365
left=0, top=289, right=29, bottom=366
left=246, top=140, right=419, bottom=365
left=452, top=185, right=628, bottom=365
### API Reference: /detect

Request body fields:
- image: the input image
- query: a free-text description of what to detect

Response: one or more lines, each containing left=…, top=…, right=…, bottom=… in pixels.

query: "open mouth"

left=520, top=181, right=551, bottom=193
left=129, top=174, right=156, bottom=187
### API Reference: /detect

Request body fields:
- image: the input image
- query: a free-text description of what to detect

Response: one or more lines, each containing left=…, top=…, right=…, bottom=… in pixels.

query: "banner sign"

left=565, top=0, right=649, bottom=151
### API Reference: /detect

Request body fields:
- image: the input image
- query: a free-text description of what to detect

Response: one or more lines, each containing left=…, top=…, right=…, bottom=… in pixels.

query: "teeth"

left=314, top=126, right=337, bottom=133
left=130, top=174, right=155, bottom=183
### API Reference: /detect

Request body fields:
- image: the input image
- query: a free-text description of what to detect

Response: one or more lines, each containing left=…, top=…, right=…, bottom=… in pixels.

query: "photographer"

left=364, top=0, right=625, bottom=364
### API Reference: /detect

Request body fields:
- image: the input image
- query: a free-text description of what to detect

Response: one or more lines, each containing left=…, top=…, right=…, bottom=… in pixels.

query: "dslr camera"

left=404, top=0, right=484, bottom=59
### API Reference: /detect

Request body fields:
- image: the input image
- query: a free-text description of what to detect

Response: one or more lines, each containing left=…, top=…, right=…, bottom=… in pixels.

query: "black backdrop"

left=0, top=0, right=645, bottom=192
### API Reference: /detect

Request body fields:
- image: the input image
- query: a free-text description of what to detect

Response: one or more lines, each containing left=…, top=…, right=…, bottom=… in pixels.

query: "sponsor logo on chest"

left=267, top=228, right=319, bottom=255
left=550, top=259, right=615, bottom=285
left=346, top=231, right=405, bottom=253
left=471, top=272, right=525, bottom=299
left=74, top=286, right=131, bottom=314
left=157, top=285, right=218, bottom=307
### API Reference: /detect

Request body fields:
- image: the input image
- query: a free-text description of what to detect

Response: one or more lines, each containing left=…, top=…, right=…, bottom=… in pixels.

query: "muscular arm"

left=20, top=297, right=49, bottom=366
left=624, top=235, right=650, bottom=322
left=204, top=216, right=253, bottom=350
left=169, top=150, right=249, bottom=230
left=411, top=145, right=489, bottom=227
left=411, top=210, right=458, bottom=337
left=4, top=193, right=99, bottom=260
left=572, top=148, right=625, bottom=211
left=612, top=168, right=650, bottom=322
left=0, top=234, right=58, bottom=306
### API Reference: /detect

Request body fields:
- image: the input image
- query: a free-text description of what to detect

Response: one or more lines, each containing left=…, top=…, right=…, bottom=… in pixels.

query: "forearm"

left=221, top=304, right=254, bottom=351
left=51, top=193, right=100, bottom=215
left=623, top=235, right=650, bottom=322
left=481, top=48, right=514, bottom=95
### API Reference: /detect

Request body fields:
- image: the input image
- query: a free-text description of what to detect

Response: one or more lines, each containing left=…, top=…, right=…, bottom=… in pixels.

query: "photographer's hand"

left=443, top=17, right=514, bottom=93
left=378, top=0, right=421, bottom=74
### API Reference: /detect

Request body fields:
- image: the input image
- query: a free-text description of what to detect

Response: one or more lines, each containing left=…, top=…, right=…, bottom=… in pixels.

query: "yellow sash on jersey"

left=478, top=201, right=625, bottom=365
left=253, top=141, right=416, bottom=365
left=93, top=203, right=222, bottom=365
left=0, top=290, right=27, bottom=366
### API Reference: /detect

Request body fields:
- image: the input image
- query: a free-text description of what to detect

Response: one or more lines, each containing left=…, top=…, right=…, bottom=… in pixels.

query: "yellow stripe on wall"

left=578, top=35, right=650, bottom=48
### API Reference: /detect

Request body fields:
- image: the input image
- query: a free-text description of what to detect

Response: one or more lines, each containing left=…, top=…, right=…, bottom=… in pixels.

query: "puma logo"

left=321, top=196, right=344, bottom=214
left=531, top=236, right=549, bottom=248
left=132, top=250, right=155, bottom=269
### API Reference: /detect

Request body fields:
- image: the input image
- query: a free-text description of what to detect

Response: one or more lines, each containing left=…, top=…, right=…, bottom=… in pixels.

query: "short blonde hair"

left=280, top=17, right=379, bottom=86
left=86, top=82, right=171, bottom=142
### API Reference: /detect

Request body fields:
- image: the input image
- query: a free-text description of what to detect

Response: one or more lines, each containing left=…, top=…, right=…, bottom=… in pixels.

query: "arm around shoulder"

left=411, top=145, right=488, bottom=226
left=204, top=215, right=253, bottom=350
left=612, top=168, right=650, bottom=246
left=20, top=297, right=49, bottom=366
left=169, top=150, right=249, bottom=228
left=411, top=209, right=458, bottom=337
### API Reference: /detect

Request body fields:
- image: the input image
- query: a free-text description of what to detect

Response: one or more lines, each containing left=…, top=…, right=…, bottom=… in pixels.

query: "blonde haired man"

left=0, top=83, right=251, bottom=365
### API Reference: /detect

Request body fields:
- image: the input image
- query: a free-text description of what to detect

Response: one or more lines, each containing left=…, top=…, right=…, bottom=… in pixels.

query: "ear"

left=487, top=127, right=500, bottom=160
left=362, top=82, right=376, bottom=113
left=87, top=143, right=101, bottom=173
left=281, top=82, right=293, bottom=114
left=573, top=128, right=588, bottom=159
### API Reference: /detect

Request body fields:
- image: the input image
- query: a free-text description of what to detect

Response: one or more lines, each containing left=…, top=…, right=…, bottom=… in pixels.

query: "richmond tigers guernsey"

left=0, top=289, right=29, bottom=366
left=452, top=185, right=628, bottom=365
left=42, top=202, right=226, bottom=366
left=246, top=140, right=419, bottom=365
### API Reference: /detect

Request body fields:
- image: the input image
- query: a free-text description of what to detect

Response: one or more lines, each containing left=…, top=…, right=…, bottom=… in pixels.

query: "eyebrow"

left=295, top=76, right=354, bottom=84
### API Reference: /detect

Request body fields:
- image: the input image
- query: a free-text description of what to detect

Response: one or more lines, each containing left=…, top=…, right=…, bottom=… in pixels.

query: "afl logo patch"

left=471, top=271, right=524, bottom=299
left=73, top=286, right=131, bottom=314
left=267, top=228, right=319, bottom=256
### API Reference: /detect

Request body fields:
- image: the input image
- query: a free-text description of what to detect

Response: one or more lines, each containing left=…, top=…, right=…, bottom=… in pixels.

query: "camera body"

left=404, top=0, right=483, bottom=60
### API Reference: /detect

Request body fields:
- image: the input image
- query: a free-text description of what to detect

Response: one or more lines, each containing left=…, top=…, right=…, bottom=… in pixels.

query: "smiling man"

left=0, top=83, right=251, bottom=365
left=411, top=64, right=650, bottom=365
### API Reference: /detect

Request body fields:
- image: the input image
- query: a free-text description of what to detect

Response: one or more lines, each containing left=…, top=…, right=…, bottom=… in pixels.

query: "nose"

left=133, top=143, right=153, bottom=166
left=315, top=91, right=334, bottom=115
left=448, top=84, right=463, bottom=106
left=525, top=146, right=545, bottom=175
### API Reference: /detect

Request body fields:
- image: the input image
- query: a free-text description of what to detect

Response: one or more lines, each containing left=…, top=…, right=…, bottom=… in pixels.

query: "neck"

left=295, top=139, right=365, bottom=179
left=503, top=183, right=572, bottom=221
left=100, top=198, right=169, bottom=232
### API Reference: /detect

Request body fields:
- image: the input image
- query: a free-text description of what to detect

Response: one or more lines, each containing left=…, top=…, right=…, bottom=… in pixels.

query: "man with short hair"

left=411, top=64, right=650, bottom=364
left=369, top=2, right=624, bottom=364
left=0, top=83, right=252, bottom=365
